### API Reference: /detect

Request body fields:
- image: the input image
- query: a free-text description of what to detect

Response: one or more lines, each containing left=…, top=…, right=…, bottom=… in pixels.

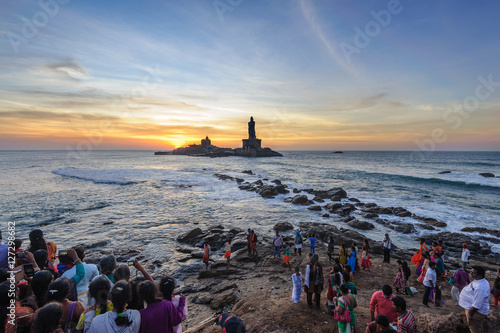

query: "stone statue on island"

left=235, top=117, right=282, bottom=157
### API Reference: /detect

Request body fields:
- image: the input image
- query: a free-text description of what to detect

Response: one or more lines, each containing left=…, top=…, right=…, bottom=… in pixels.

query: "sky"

left=0, top=0, right=499, bottom=151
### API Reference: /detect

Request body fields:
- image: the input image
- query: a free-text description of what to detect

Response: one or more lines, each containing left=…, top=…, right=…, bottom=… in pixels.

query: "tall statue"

left=248, top=116, right=256, bottom=139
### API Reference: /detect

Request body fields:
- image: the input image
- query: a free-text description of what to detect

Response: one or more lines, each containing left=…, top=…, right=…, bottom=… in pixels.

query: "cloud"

left=45, top=57, right=88, bottom=80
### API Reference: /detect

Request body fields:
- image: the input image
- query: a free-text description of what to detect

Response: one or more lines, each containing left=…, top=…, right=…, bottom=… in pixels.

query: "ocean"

left=1, top=150, right=499, bottom=268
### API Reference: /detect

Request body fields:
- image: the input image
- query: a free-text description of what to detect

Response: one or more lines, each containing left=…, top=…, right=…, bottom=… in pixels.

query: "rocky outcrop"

left=461, top=227, right=500, bottom=238
left=242, top=170, right=254, bottom=175
left=177, top=226, right=246, bottom=250
left=291, top=195, right=309, bottom=205
left=347, top=219, right=374, bottom=230
left=210, top=289, right=238, bottom=309
left=307, top=205, right=322, bottom=211
left=479, top=172, right=495, bottom=177
left=426, top=232, right=492, bottom=256
left=375, top=219, right=416, bottom=234
left=413, top=216, right=447, bottom=228
left=273, top=222, right=294, bottom=231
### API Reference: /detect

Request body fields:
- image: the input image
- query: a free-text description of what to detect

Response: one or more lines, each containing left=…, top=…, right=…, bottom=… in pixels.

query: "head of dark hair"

left=452, top=262, right=460, bottom=269
left=375, top=314, right=390, bottom=327
left=33, top=249, right=48, bottom=270
left=382, top=285, right=393, bottom=296
left=46, top=278, right=70, bottom=303
left=89, top=276, right=111, bottom=315
left=114, top=265, right=131, bottom=282
left=72, top=246, right=85, bottom=261
left=99, top=255, right=117, bottom=276
left=31, top=270, right=54, bottom=307
left=295, top=266, right=300, bottom=273
left=402, top=261, right=408, bottom=268
left=392, top=296, right=406, bottom=311
left=432, top=241, right=438, bottom=246
left=14, top=239, right=22, bottom=250
left=344, top=265, right=351, bottom=272
left=429, top=261, right=436, bottom=268
left=420, top=238, right=425, bottom=244
left=138, top=280, right=159, bottom=305
left=28, top=229, right=47, bottom=253
left=110, top=281, right=133, bottom=327
left=472, top=266, right=485, bottom=278
left=160, top=276, right=176, bottom=301
left=397, top=260, right=403, bottom=265
left=333, top=265, right=340, bottom=273
left=334, top=258, right=340, bottom=265
left=33, top=302, right=63, bottom=333
left=0, top=269, right=9, bottom=283
left=0, top=281, right=11, bottom=307
left=339, top=284, right=349, bottom=294
left=342, top=271, right=351, bottom=283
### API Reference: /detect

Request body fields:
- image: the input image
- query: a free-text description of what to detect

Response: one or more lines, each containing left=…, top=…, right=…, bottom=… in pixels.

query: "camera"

left=24, top=263, right=34, bottom=278
left=59, top=250, right=68, bottom=256
left=15, top=252, right=26, bottom=259
left=127, top=260, right=134, bottom=266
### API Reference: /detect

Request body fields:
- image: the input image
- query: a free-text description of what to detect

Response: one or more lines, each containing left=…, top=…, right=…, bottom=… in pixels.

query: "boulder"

left=362, top=206, right=393, bottom=215
left=461, top=227, right=500, bottom=238
left=330, top=195, right=342, bottom=201
left=271, top=179, right=282, bottom=185
left=259, top=185, right=278, bottom=198
left=479, top=172, right=495, bottom=178
left=328, top=188, right=347, bottom=198
left=312, top=196, right=325, bottom=203
left=253, top=180, right=263, bottom=186
left=347, top=220, right=374, bottom=230
left=307, top=205, right=322, bottom=211
left=283, top=197, right=293, bottom=203
left=348, top=198, right=360, bottom=202
left=293, top=188, right=300, bottom=193
left=210, top=289, right=238, bottom=309
left=242, top=170, right=253, bottom=175
left=393, top=207, right=412, bottom=217
left=273, top=222, right=294, bottom=231
left=324, top=203, right=342, bottom=211
left=322, top=214, right=330, bottom=217
left=291, top=195, right=309, bottom=205
left=413, top=216, right=447, bottom=228
left=364, top=213, right=379, bottom=219
left=177, top=228, right=204, bottom=243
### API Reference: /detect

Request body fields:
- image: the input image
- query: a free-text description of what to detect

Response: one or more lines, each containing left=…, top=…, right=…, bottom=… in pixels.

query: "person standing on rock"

left=383, top=234, right=392, bottom=264
left=294, top=230, right=303, bottom=256
left=327, top=235, right=335, bottom=262
left=392, top=296, right=416, bottom=333
left=273, top=231, right=283, bottom=258
left=304, top=254, right=323, bottom=308
left=411, top=238, right=428, bottom=268
left=370, top=285, right=397, bottom=323
left=459, top=266, right=490, bottom=333
left=361, top=239, right=371, bottom=270
left=223, top=240, right=232, bottom=269
left=309, top=233, right=317, bottom=255
left=249, top=230, right=258, bottom=257
left=448, top=262, right=470, bottom=305
left=202, top=242, right=211, bottom=270
left=246, top=228, right=252, bottom=256
left=461, top=243, right=470, bottom=270
left=422, top=261, right=442, bottom=307
left=339, top=243, right=348, bottom=265
left=291, top=266, right=302, bottom=303
left=282, top=243, right=292, bottom=271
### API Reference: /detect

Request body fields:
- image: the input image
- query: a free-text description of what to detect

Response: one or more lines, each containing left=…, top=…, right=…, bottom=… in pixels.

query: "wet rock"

left=413, top=216, right=447, bottom=227
left=364, top=213, right=379, bottom=218
left=393, top=207, right=412, bottom=217
left=176, top=247, right=193, bottom=254
left=307, top=205, right=322, bottom=211
left=283, top=197, right=293, bottom=203
left=177, top=228, right=204, bottom=243
left=293, top=188, right=300, bottom=193
left=461, top=227, right=500, bottom=238
left=259, top=185, right=278, bottom=198
left=291, top=195, right=309, bottom=205
left=271, top=179, right=282, bottom=185
left=347, top=219, right=374, bottom=230
left=341, top=216, right=355, bottom=223
left=362, top=206, right=393, bottom=215
left=324, top=203, right=342, bottom=211
left=273, top=222, right=294, bottom=231
left=235, top=178, right=244, bottom=183
left=348, top=198, right=360, bottom=202
left=242, top=170, right=253, bottom=175
left=312, top=196, right=325, bottom=203
left=364, top=203, right=377, bottom=208
left=253, top=180, right=264, bottom=186
left=330, top=195, right=342, bottom=201
left=416, top=224, right=436, bottom=231
left=86, top=240, right=110, bottom=249
left=210, top=289, right=238, bottom=309
left=479, top=172, right=495, bottom=177
left=322, top=214, right=330, bottom=217
left=229, top=228, right=243, bottom=234
left=438, top=171, right=452, bottom=174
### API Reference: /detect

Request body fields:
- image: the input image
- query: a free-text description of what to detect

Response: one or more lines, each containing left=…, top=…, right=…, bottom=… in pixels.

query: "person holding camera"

left=61, top=247, right=99, bottom=306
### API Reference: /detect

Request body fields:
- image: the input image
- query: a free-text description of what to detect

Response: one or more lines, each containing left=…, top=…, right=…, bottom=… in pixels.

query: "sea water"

left=1, top=150, right=499, bottom=265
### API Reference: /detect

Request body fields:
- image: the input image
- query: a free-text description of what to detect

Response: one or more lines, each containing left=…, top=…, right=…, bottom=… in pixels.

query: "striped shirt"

left=397, top=310, right=416, bottom=333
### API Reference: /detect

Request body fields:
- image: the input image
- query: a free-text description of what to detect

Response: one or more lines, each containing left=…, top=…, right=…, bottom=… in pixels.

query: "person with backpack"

left=273, top=231, right=283, bottom=258
left=294, top=230, right=303, bottom=256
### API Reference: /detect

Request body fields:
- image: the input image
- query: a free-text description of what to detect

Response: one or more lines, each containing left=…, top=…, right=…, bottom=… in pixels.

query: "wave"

left=357, top=171, right=500, bottom=189
left=52, top=167, right=138, bottom=185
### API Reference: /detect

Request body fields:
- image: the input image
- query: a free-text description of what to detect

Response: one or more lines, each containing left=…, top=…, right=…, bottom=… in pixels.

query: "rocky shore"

left=80, top=222, right=499, bottom=333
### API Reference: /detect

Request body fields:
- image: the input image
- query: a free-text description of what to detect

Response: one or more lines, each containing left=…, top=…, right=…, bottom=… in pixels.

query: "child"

left=282, top=243, right=292, bottom=271
left=393, top=260, right=406, bottom=294
left=291, top=266, right=302, bottom=303
left=202, top=242, right=210, bottom=270
left=361, top=239, right=371, bottom=270
left=223, top=240, right=232, bottom=269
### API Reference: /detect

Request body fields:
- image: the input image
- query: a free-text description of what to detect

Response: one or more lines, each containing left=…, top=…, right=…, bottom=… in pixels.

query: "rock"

left=271, top=179, right=282, bottom=185
left=347, top=220, right=374, bottom=230
left=312, top=196, right=325, bottom=203
left=198, top=269, right=238, bottom=279
left=176, top=247, right=193, bottom=254
left=253, top=180, right=264, bottom=186
left=328, top=188, right=347, bottom=198
left=242, top=170, right=253, bottom=175
left=413, top=216, right=447, bottom=227
left=291, top=195, right=309, bottom=205
left=393, top=207, right=412, bottom=217
left=259, top=185, right=278, bottom=198
left=293, top=188, right=300, bottom=193
left=191, top=293, right=213, bottom=305
left=417, top=312, right=469, bottom=333
left=416, top=224, right=436, bottom=231
left=229, top=228, right=243, bottom=234
left=235, top=178, right=244, bottom=183
left=283, top=197, right=293, bottom=203
left=210, top=289, right=238, bottom=309
left=330, top=195, right=342, bottom=201
left=324, top=203, right=342, bottom=211
left=362, top=206, right=393, bottom=215
left=364, top=213, right=379, bottom=218
left=273, top=222, right=294, bottom=231
left=438, top=171, right=452, bottom=174
left=322, top=213, right=330, bottom=217
left=176, top=228, right=204, bottom=243
left=341, top=216, right=355, bottom=223
left=86, top=240, right=110, bottom=249
left=461, top=227, right=500, bottom=238
left=479, top=172, right=495, bottom=177
left=348, top=198, right=360, bottom=202
left=392, top=223, right=416, bottom=234
left=364, top=203, right=377, bottom=208
left=307, top=205, right=322, bottom=211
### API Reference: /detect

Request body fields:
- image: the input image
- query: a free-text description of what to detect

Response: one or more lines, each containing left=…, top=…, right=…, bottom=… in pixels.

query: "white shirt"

left=461, top=248, right=470, bottom=262
left=87, top=309, right=141, bottom=333
left=223, top=243, right=232, bottom=252
left=423, top=268, right=437, bottom=288
left=383, top=238, right=392, bottom=249
left=61, top=263, right=99, bottom=296
left=459, top=278, right=490, bottom=315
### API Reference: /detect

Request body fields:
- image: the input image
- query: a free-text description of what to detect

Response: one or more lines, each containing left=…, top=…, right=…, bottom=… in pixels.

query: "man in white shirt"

left=422, top=261, right=442, bottom=307
left=273, top=231, right=283, bottom=258
left=459, top=266, right=490, bottom=333
left=461, top=243, right=470, bottom=270
left=61, top=247, right=98, bottom=306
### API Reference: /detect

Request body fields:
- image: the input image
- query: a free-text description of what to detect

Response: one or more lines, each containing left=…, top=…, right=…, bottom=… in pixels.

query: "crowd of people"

left=0, top=230, right=188, bottom=333
left=261, top=230, right=498, bottom=333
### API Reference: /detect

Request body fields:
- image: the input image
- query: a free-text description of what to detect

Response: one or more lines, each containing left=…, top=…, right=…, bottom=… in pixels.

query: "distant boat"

left=154, top=151, right=171, bottom=155
left=332, top=151, right=344, bottom=154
